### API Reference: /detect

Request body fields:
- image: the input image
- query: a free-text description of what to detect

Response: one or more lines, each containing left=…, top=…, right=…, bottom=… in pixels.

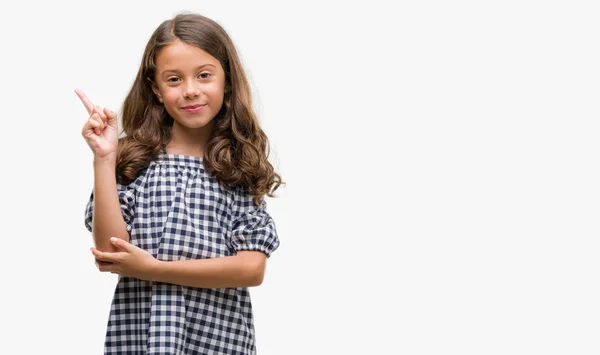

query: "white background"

left=0, top=1, right=598, bottom=354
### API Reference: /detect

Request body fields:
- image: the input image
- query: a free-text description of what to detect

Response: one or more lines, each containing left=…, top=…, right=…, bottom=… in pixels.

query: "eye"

left=199, top=73, right=212, bottom=79
left=167, top=77, right=180, bottom=83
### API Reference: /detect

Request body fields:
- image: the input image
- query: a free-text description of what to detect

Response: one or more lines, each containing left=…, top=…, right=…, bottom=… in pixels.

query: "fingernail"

left=111, top=237, right=117, bottom=243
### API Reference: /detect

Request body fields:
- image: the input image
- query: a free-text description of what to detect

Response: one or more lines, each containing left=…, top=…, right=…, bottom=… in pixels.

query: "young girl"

left=78, top=12, right=283, bottom=355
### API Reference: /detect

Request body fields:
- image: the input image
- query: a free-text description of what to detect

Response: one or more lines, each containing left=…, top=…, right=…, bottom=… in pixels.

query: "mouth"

left=182, top=104, right=206, bottom=112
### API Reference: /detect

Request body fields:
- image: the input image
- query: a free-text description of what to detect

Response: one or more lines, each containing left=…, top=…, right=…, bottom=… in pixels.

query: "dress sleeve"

left=228, top=187, right=280, bottom=257
left=84, top=182, right=136, bottom=234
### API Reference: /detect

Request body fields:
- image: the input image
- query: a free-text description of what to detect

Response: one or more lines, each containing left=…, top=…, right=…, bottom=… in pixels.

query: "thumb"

left=104, top=107, right=118, bottom=128
left=110, top=237, right=131, bottom=251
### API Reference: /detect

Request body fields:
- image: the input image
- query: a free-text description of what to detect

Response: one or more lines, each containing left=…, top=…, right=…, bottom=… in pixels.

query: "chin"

left=175, top=118, right=214, bottom=129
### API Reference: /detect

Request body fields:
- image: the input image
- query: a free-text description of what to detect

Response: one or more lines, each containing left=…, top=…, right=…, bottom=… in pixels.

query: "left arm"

left=153, top=250, right=266, bottom=288
left=91, top=237, right=267, bottom=288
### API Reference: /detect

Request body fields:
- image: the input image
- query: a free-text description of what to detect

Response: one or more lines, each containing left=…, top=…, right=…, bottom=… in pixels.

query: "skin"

left=76, top=89, right=129, bottom=254
left=151, top=38, right=225, bottom=158
left=76, top=39, right=267, bottom=288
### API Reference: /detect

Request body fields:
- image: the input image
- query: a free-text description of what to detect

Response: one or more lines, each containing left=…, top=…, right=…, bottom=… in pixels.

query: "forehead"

left=156, top=40, right=221, bottom=72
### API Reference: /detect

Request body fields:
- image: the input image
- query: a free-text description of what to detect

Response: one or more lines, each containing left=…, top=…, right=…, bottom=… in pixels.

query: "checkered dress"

left=84, top=150, right=280, bottom=354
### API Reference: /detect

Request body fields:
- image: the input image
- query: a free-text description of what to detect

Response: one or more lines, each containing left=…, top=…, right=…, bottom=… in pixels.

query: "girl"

left=78, top=12, right=283, bottom=355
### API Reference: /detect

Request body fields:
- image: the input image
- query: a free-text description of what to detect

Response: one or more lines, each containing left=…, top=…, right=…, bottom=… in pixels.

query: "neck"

left=166, top=120, right=215, bottom=158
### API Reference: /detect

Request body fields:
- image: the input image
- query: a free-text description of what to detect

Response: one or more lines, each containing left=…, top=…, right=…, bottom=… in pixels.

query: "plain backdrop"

left=0, top=1, right=599, bottom=354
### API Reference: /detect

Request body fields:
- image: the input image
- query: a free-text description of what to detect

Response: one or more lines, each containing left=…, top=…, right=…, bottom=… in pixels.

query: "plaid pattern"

left=85, top=151, right=279, bottom=354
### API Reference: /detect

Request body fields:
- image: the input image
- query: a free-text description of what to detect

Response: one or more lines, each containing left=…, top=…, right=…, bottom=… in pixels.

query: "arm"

left=151, top=251, right=267, bottom=288
left=77, top=89, right=128, bottom=252
left=91, top=156, right=130, bottom=252
left=91, top=239, right=267, bottom=288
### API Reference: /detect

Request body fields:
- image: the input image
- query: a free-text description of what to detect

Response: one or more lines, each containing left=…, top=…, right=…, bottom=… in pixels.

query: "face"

left=151, top=39, right=226, bottom=132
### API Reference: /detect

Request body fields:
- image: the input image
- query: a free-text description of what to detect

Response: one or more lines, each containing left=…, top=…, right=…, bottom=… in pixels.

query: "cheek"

left=162, top=91, right=181, bottom=105
left=206, top=85, right=225, bottom=102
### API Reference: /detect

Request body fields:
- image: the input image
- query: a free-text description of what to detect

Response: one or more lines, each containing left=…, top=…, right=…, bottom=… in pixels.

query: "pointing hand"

left=76, top=89, right=119, bottom=159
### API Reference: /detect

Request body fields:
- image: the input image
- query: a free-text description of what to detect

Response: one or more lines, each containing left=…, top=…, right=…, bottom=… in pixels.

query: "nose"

left=183, top=80, right=200, bottom=99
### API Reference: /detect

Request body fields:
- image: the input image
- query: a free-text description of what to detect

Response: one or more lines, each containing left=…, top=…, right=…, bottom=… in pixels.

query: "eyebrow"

left=160, top=64, right=216, bottom=75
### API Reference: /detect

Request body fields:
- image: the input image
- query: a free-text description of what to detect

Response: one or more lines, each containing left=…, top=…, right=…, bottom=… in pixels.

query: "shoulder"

left=231, top=185, right=266, bottom=214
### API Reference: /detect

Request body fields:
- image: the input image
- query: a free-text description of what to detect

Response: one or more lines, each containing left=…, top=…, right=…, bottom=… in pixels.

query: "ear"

left=150, top=81, right=164, bottom=103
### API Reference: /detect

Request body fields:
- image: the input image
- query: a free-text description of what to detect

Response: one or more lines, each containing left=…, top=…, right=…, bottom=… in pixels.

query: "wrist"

left=148, top=259, right=165, bottom=282
left=93, top=154, right=116, bottom=166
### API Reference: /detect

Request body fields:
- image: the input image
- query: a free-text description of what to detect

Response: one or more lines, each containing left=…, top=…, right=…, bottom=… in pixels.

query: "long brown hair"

left=116, top=12, right=283, bottom=205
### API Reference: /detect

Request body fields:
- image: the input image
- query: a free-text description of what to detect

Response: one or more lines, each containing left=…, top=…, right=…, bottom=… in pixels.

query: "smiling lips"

left=182, top=104, right=206, bottom=112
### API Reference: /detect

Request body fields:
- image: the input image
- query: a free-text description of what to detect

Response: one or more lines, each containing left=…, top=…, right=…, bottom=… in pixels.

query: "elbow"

left=235, top=250, right=267, bottom=287
left=92, top=235, right=116, bottom=252
left=92, top=232, right=129, bottom=252
left=251, top=269, right=265, bottom=287
left=250, top=260, right=267, bottom=287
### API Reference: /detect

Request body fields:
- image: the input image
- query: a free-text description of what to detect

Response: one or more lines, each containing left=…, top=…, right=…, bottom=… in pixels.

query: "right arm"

left=76, top=88, right=127, bottom=252
left=92, top=155, right=130, bottom=252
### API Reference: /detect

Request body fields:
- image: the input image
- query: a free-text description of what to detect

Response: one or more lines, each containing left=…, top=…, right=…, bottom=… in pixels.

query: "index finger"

left=74, top=89, right=94, bottom=115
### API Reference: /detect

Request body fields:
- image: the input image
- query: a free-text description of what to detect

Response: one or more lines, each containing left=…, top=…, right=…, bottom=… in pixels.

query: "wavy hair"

left=116, top=12, right=283, bottom=206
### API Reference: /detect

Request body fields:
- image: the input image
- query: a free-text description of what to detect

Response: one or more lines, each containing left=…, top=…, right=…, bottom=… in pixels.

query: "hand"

left=76, top=89, right=119, bottom=159
left=91, top=237, right=160, bottom=280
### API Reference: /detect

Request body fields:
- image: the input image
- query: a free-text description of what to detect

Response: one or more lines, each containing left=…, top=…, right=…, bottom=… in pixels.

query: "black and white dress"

left=85, top=150, right=280, bottom=354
